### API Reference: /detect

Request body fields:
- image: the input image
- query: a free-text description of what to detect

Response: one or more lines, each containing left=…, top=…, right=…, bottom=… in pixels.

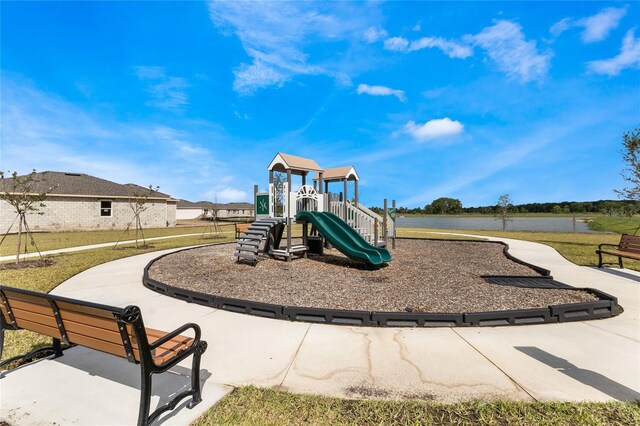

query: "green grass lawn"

left=589, top=215, right=640, bottom=234
left=0, top=223, right=236, bottom=256
left=194, top=386, right=640, bottom=426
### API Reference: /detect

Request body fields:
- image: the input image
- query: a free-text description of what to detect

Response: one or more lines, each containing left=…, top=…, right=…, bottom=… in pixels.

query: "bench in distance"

left=596, top=234, right=640, bottom=268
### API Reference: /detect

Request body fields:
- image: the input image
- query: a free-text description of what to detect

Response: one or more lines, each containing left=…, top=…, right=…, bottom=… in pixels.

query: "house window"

left=100, top=200, right=112, bottom=217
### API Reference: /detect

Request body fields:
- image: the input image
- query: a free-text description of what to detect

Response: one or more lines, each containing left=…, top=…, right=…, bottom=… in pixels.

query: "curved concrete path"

left=1, top=236, right=639, bottom=425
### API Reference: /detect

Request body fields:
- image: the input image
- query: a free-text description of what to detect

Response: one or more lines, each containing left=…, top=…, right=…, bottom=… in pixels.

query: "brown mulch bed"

left=0, top=259, right=54, bottom=270
left=147, top=239, right=597, bottom=313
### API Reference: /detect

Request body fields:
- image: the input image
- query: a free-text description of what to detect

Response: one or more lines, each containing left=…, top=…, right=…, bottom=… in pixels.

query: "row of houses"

left=0, top=171, right=253, bottom=233
left=176, top=200, right=254, bottom=220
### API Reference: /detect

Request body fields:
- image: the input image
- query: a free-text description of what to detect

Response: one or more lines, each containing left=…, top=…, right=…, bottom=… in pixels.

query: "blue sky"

left=1, top=1, right=639, bottom=208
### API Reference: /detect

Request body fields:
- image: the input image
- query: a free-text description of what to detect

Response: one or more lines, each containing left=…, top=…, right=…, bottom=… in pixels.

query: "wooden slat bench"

left=235, top=222, right=251, bottom=239
left=596, top=234, right=640, bottom=268
left=0, top=285, right=208, bottom=426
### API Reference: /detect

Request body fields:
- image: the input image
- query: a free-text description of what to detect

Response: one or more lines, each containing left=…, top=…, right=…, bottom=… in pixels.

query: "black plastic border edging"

left=142, top=239, right=621, bottom=328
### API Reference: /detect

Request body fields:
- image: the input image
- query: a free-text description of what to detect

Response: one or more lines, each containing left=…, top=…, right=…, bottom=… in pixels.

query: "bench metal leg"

left=619, top=256, right=624, bottom=269
left=138, top=367, right=153, bottom=426
left=0, top=321, right=4, bottom=364
left=598, top=252, right=604, bottom=268
left=139, top=341, right=208, bottom=425
left=188, top=341, right=207, bottom=408
left=52, top=338, right=64, bottom=358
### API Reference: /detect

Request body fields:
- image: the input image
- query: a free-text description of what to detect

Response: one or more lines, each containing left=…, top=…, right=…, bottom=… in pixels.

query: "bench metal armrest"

left=149, top=323, right=201, bottom=350
left=598, top=243, right=619, bottom=250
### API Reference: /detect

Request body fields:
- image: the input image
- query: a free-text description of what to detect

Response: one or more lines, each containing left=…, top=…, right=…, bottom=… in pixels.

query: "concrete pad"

left=456, top=322, right=640, bottom=402
left=196, top=309, right=311, bottom=387
left=280, top=324, right=532, bottom=402
left=0, top=346, right=232, bottom=425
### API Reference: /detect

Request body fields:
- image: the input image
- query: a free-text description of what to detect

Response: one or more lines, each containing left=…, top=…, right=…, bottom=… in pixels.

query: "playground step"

left=237, top=240, right=260, bottom=247
left=248, top=225, right=271, bottom=231
left=242, top=230, right=265, bottom=235
left=234, top=252, right=257, bottom=262
left=235, top=246, right=259, bottom=253
left=244, top=230, right=266, bottom=236
left=239, top=233, right=262, bottom=240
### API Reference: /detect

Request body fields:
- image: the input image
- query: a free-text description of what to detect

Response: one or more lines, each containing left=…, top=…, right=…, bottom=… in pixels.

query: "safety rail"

left=329, top=200, right=383, bottom=245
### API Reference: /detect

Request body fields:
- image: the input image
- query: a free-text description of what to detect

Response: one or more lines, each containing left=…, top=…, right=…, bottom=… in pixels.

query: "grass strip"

left=194, top=386, right=640, bottom=426
left=0, top=223, right=235, bottom=256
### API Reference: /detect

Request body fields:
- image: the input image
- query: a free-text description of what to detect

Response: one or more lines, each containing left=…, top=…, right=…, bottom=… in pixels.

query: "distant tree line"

left=373, top=198, right=640, bottom=216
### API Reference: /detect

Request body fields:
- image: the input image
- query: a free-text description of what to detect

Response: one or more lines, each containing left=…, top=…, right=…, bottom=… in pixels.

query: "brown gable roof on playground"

left=313, top=166, right=359, bottom=181
left=0, top=171, right=173, bottom=199
left=273, top=153, right=323, bottom=172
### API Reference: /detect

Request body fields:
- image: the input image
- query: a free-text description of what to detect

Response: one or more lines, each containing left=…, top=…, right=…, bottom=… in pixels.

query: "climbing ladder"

left=234, top=217, right=286, bottom=264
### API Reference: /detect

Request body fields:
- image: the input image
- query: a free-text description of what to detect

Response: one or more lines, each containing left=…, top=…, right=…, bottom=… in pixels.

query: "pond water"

left=396, top=216, right=595, bottom=233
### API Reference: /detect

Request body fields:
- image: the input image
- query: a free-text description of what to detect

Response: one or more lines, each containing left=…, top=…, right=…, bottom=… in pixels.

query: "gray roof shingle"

left=0, top=171, right=172, bottom=199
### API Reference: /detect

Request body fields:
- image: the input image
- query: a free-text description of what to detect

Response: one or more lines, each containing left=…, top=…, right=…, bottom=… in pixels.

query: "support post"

left=383, top=198, right=388, bottom=246
left=253, top=185, right=258, bottom=220
left=392, top=199, right=397, bottom=249
left=287, top=169, right=292, bottom=253
left=269, top=170, right=274, bottom=218
left=374, top=218, right=379, bottom=246
left=343, top=178, right=348, bottom=222
left=354, top=180, right=358, bottom=208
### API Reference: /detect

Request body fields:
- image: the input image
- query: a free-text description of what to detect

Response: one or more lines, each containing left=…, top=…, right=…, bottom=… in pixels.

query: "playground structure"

left=234, top=153, right=395, bottom=266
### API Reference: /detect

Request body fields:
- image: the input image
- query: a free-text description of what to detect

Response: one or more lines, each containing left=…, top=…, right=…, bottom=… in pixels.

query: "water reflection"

left=397, top=216, right=595, bottom=233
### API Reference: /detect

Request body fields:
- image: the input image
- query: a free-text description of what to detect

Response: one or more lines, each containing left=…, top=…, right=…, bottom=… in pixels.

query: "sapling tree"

left=615, top=127, right=640, bottom=202
left=496, top=194, right=513, bottom=231
left=115, top=185, right=160, bottom=248
left=0, top=170, right=55, bottom=263
left=272, top=172, right=286, bottom=216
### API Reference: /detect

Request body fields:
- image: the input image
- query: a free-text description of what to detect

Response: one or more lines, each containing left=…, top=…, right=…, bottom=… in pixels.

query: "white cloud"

left=588, top=28, right=640, bottom=76
left=363, top=27, right=388, bottom=43
left=384, top=36, right=410, bottom=51
left=205, top=187, right=248, bottom=202
left=134, top=66, right=189, bottom=110
left=357, top=84, right=406, bottom=102
left=208, top=1, right=380, bottom=94
left=466, top=20, right=551, bottom=82
left=408, top=37, right=473, bottom=59
left=550, top=7, right=627, bottom=43
left=384, top=35, right=472, bottom=59
left=550, top=18, right=573, bottom=37
left=404, top=118, right=464, bottom=141
left=579, top=6, right=627, bottom=43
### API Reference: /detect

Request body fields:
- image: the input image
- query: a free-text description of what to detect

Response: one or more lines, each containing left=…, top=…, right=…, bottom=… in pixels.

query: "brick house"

left=0, top=172, right=177, bottom=233
left=176, top=200, right=253, bottom=220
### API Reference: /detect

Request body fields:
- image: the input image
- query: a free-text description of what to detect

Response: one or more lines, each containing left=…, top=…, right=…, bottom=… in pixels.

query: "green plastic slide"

left=296, top=211, right=392, bottom=266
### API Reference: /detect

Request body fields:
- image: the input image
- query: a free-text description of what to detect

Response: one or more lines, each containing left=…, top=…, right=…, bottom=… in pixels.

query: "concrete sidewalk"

left=1, top=236, right=639, bottom=425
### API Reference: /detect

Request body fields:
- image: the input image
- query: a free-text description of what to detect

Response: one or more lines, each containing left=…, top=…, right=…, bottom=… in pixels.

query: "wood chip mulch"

left=147, top=239, right=597, bottom=313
